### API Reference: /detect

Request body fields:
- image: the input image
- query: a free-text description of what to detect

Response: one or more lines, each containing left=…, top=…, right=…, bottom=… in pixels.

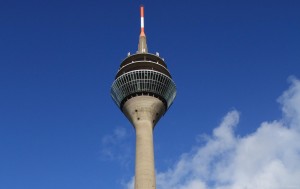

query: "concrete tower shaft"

left=122, top=96, right=165, bottom=189
left=110, top=5, right=176, bottom=189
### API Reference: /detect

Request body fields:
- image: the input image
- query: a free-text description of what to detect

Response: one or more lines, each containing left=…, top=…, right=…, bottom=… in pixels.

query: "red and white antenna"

left=138, top=5, right=148, bottom=53
left=140, top=5, right=145, bottom=37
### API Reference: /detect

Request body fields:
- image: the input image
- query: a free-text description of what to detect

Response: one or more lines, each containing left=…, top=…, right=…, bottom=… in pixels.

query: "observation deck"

left=111, top=53, right=176, bottom=110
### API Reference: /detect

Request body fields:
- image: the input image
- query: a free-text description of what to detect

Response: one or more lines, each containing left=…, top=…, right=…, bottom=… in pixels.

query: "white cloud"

left=101, top=127, right=133, bottom=165
left=126, top=77, right=300, bottom=189
left=102, top=127, right=128, bottom=145
left=278, top=76, right=300, bottom=131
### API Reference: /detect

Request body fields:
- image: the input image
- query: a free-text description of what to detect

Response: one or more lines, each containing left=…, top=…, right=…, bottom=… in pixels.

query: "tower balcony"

left=111, top=69, right=176, bottom=110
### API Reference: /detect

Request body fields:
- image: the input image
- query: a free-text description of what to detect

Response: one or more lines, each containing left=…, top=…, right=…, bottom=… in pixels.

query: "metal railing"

left=111, top=69, right=176, bottom=109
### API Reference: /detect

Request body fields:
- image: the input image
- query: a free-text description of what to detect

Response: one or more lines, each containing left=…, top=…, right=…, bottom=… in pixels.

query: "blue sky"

left=1, top=1, right=300, bottom=189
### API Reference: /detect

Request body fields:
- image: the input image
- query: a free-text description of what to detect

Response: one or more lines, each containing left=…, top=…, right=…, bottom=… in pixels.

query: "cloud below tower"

left=126, top=77, right=300, bottom=189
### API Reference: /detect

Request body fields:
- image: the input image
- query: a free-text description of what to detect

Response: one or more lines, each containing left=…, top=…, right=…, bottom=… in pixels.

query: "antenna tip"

left=140, top=5, right=144, bottom=16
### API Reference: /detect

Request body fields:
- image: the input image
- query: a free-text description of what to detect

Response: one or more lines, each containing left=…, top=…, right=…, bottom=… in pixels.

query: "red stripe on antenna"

left=140, top=5, right=144, bottom=17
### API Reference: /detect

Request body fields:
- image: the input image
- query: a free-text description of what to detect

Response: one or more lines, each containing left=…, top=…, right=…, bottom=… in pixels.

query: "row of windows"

left=118, top=60, right=167, bottom=71
left=111, top=70, right=176, bottom=109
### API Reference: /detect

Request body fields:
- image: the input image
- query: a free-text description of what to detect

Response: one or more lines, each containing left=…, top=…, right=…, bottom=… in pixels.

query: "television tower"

left=111, top=6, right=176, bottom=189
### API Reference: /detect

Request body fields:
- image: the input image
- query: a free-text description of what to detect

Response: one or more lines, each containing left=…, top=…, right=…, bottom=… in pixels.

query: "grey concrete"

left=138, top=36, right=148, bottom=53
left=122, top=96, right=165, bottom=189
